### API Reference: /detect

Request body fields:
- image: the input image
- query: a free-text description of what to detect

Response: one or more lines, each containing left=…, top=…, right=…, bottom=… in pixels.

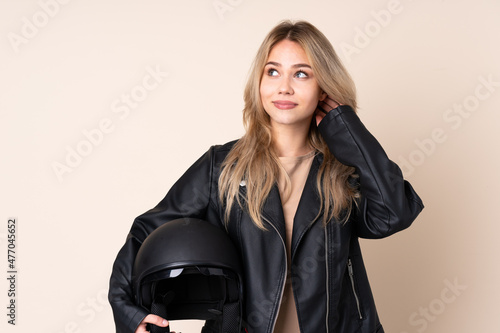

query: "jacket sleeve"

left=317, top=105, right=424, bottom=239
left=108, top=146, right=220, bottom=332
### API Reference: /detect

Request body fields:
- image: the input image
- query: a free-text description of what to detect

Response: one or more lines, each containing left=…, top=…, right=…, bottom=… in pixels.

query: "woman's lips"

left=272, top=100, right=298, bottom=110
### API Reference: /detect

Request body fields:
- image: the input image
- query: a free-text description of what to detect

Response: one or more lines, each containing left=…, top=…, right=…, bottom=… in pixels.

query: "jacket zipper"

left=268, top=221, right=287, bottom=333
left=347, top=258, right=363, bottom=320
left=324, top=227, right=330, bottom=333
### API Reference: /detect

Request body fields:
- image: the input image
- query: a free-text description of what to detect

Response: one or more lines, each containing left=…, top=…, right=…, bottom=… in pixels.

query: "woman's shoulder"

left=195, top=139, right=239, bottom=167
left=211, top=139, right=239, bottom=155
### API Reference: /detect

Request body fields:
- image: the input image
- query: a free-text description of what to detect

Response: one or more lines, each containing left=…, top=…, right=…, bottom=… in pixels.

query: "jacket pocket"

left=347, top=258, right=363, bottom=320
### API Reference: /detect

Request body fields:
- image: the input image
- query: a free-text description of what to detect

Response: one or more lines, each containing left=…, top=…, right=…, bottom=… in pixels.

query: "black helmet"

left=132, top=218, right=243, bottom=333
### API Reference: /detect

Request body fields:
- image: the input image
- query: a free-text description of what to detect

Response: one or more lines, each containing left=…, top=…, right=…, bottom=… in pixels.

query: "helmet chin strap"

left=149, top=291, right=175, bottom=333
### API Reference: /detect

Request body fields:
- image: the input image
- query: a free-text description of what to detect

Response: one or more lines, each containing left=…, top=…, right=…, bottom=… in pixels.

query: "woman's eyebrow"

left=265, top=61, right=312, bottom=69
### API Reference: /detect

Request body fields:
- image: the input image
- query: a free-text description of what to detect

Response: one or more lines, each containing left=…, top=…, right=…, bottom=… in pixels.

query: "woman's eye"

left=295, top=71, right=308, bottom=78
left=267, top=68, right=279, bottom=77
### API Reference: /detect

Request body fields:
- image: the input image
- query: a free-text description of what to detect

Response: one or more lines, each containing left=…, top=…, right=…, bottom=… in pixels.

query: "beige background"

left=1, top=0, right=499, bottom=332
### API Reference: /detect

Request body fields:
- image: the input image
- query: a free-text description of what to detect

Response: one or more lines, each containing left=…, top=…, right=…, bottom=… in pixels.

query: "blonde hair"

left=219, top=20, right=359, bottom=230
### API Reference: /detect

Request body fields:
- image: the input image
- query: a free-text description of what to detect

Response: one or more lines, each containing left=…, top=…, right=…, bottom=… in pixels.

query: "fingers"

left=315, top=95, right=342, bottom=126
left=317, top=105, right=328, bottom=115
left=144, top=314, right=169, bottom=327
left=321, top=96, right=340, bottom=111
left=135, top=314, right=169, bottom=333
left=315, top=110, right=325, bottom=127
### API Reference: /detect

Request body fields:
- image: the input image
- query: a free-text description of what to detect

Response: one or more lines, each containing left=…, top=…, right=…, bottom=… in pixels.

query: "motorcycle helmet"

left=132, top=218, right=243, bottom=333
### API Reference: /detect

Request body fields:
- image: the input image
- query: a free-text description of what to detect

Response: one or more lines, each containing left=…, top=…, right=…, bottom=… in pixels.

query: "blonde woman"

left=109, top=20, right=424, bottom=333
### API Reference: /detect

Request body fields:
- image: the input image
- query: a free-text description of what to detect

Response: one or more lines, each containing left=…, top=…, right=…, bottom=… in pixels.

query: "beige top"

left=274, top=150, right=316, bottom=333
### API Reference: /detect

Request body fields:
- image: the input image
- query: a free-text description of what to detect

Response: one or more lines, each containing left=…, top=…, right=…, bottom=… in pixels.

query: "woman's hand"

left=135, top=314, right=175, bottom=333
left=315, top=96, right=341, bottom=126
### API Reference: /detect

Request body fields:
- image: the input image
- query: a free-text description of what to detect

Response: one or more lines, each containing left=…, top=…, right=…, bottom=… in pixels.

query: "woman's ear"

left=319, top=90, right=327, bottom=101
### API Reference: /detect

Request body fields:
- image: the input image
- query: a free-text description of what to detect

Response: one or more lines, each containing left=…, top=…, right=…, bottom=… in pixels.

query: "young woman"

left=109, top=20, right=424, bottom=333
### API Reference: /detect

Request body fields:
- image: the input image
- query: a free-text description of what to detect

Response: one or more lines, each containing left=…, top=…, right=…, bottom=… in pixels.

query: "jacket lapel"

left=261, top=185, right=287, bottom=241
left=291, top=154, right=323, bottom=260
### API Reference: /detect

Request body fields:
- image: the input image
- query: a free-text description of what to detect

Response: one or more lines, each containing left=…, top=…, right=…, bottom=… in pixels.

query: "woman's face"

left=260, top=39, right=326, bottom=131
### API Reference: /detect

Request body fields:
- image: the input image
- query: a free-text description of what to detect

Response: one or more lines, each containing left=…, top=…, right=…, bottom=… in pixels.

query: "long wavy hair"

left=219, top=20, right=359, bottom=230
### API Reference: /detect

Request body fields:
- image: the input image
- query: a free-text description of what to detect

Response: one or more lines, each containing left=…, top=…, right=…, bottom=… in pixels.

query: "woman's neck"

left=271, top=122, right=312, bottom=157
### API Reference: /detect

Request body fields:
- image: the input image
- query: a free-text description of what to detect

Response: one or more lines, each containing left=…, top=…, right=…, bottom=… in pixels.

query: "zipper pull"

left=347, top=258, right=363, bottom=320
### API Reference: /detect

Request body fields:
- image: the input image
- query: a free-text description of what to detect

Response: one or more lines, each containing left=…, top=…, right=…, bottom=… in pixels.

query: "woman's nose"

left=278, top=77, right=293, bottom=95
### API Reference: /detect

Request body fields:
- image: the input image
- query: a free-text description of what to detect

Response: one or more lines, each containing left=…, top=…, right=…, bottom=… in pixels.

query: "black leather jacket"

left=109, top=105, right=424, bottom=333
